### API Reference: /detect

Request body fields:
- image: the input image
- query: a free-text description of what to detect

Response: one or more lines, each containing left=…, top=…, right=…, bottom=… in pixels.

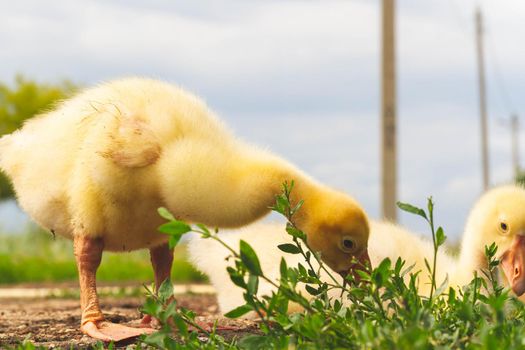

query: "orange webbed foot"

left=138, top=314, right=161, bottom=329
left=81, top=320, right=156, bottom=342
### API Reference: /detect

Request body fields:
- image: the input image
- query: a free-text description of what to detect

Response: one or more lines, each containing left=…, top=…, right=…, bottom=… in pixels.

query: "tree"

left=0, top=75, right=77, bottom=199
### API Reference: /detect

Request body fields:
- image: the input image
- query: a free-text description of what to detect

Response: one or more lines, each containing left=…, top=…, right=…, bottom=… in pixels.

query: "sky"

left=0, top=0, right=524, bottom=242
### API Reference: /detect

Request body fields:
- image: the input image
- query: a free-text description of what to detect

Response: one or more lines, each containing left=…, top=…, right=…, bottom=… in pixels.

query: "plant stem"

left=427, top=199, right=438, bottom=301
left=208, top=229, right=316, bottom=313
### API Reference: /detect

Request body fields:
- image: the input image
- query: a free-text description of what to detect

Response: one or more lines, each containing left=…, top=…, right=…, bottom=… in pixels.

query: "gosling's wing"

left=99, top=117, right=161, bottom=168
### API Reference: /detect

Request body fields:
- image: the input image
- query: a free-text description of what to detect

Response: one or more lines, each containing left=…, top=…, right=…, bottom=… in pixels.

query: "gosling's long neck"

left=159, top=141, right=323, bottom=228
left=239, top=147, right=324, bottom=226
left=452, top=229, right=488, bottom=288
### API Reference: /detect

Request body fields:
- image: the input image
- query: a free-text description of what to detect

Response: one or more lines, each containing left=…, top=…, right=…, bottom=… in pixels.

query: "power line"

left=446, top=0, right=516, bottom=117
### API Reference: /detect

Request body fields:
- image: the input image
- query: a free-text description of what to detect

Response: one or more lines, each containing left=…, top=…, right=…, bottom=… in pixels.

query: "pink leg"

left=151, top=243, right=174, bottom=292
left=141, top=243, right=236, bottom=332
left=74, top=235, right=155, bottom=342
left=141, top=243, right=174, bottom=327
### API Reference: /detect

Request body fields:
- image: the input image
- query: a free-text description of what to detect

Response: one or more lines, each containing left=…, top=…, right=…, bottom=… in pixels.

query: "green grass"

left=0, top=229, right=206, bottom=285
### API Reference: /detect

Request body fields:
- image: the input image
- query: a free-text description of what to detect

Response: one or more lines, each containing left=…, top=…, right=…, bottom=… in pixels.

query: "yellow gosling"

left=0, top=77, right=370, bottom=341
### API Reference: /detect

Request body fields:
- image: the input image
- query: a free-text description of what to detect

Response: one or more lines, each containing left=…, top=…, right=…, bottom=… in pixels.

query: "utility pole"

left=511, top=114, right=520, bottom=178
left=475, top=7, right=490, bottom=191
left=381, top=0, right=397, bottom=221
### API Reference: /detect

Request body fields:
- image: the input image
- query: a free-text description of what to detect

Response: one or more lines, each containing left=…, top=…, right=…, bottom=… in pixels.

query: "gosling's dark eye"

left=343, top=239, right=354, bottom=249
left=500, top=222, right=509, bottom=233
left=340, top=236, right=356, bottom=253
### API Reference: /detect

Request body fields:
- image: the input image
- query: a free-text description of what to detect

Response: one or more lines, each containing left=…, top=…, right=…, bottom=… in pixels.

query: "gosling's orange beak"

left=501, top=235, right=525, bottom=296
left=338, top=250, right=371, bottom=283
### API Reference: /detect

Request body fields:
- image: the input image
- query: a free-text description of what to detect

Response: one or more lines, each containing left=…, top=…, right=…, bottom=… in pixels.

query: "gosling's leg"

left=151, top=242, right=175, bottom=291
left=141, top=243, right=236, bottom=332
left=141, top=243, right=174, bottom=327
left=74, top=235, right=155, bottom=342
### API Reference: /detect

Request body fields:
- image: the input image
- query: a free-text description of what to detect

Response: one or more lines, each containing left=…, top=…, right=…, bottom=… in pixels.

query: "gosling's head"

left=295, top=189, right=371, bottom=279
left=463, top=185, right=525, bottom=295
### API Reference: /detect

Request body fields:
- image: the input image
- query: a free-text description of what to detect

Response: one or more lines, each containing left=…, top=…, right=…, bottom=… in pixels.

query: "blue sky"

left=0, top=0, right=524, bottom=241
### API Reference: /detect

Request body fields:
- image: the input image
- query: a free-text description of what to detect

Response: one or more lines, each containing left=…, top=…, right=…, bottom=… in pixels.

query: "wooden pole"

left=475, top=7, right=490, bottom=191
left=381, top=0, right=397, bottom=221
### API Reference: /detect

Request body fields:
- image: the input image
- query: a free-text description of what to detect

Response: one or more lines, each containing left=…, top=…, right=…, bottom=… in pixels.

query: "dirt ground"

left=0, top=294, right=259, bottom=349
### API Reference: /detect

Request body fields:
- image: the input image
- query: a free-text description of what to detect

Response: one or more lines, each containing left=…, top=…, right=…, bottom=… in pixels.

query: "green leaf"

left=285, top=179, right=294, bottom=190
left=158, top=221, right=192, bottom=236
left=401, top=262, right=416, bottom=277
left=271, top=194, right=288, bottom=215
left=291, top=199, right=304, bottom=215
left=435, top=275, right=449, bottom=296
left=157, top=207, right=175, bottom=221
left=334, top=299, right=342, bottom=312
left=172, top=313, right=188, bottom=337
left=238, top=335, right=272, bottom=349
left=286, top=224, right=307, bottom=240
left=396, top=202, right=427, bottom=220
left=424, top=258, right=432, bottom=275
left=158, top=278, right=173, bottom=303
left=372, top=258, right=391, bottom=287
left=224, top=304, right=253, bottom=318
left=163, top=299, right=177, bottom=319
left=276, top=195, right=288, bottom=210
left=168, top=234, right=183, bottom=249
left=305, top=284, right=321, bottom=296
left=143, top=329, right=169, bottom=347
left=227, top=267, right=247, bottom=289
left=240, top=240, right=263, bottom=276
left=278, top=243, right=301, bottom=254
left=427, top=197, right=434, bottom=217
left=436, top=227, right=447, bottom=246
left=247, top=274, right=259, bottom=295
left=485, top=242, right=498, bottom=260
left=280, top=258, right=288, bottom=278
left=195, top=223, right=211, bottom=237
left=377, top=258, right=392, bottom=273
left=448, top=287, right=457, bottom=304
left=141, top=297, right=162, bottom=317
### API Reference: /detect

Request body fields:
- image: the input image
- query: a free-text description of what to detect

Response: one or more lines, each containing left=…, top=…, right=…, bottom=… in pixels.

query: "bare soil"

left=0, top=294, right=259, bottom=349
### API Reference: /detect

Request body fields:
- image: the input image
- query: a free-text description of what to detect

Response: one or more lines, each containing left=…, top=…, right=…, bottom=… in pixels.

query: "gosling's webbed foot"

left=138, top=314, right=160, bottom=329
left=81, top=320, right=156, bottom=342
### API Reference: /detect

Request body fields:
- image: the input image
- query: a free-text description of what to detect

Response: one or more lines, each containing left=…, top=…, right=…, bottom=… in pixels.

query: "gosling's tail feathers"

left=187, top=230, right=248, bottom=314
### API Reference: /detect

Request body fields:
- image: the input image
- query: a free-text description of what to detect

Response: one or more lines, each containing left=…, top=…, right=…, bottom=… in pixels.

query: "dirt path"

left=0, top=294, right=258, bottom=349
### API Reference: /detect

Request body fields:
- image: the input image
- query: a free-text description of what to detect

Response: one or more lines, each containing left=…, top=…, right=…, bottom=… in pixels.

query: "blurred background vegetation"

left=0, top=76, right=204, bottom=285
left=515, top=171, right=525, bottom=186
left=0, top=229, right=205, bottom=285
left=0, top=75, right=77, bottom=199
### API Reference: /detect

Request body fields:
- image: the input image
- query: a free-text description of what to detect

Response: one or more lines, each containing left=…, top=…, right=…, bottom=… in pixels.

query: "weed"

left=139, top=182, right=525, bottom=349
